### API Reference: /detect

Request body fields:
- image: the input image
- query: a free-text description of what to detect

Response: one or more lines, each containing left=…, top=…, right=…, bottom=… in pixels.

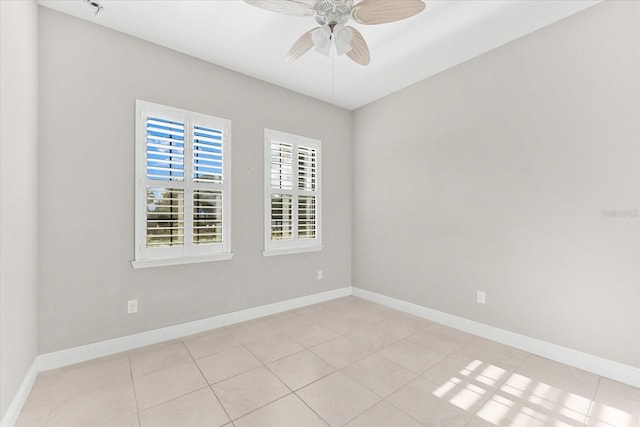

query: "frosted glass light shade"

left=311, top=26, right=332, bottom=56
left=333, top=25, right=353, bottom=56
left=311, top=24, right=353, bottom=57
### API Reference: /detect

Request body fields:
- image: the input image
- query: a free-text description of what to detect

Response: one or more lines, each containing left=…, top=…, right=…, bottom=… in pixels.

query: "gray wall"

left=0, top=0, right=40, bottom=418
left=38, top=8, right=352, bottom=353
left=353, top=0, right=640, bottom=368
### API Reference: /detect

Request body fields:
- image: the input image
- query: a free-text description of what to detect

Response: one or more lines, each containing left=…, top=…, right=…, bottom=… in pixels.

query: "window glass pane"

left=146, top=186, right=184, bottom=247
left=298, top=146, right=316, bottom=191
left=193, top=125, right=223, bottom=184
left=298, top=195, right=316, bottom=239
left=146, top=117, right=184, bottom=181
left=271, top=194, right=293, bottom=240
left=193, top=190, right=223, bottom=244
left=271, top=142, right=293, bottom=190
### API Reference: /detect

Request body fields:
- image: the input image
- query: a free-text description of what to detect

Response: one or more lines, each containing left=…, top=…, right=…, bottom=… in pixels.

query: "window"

left=132, top=100, right=232, bottom=268
left=264, top=129, right=322, bottom=256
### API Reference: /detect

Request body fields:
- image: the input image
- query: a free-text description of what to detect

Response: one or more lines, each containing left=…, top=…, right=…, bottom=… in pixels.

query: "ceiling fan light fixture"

left=311, top=24, right=353, bottom=57
left=311, top=26, right=332, bottom=56
left=315, top=41, right=332, bottom=57
left=333, top=25, right=353, bottom=56
left=244, top=0, right=426, bottom=65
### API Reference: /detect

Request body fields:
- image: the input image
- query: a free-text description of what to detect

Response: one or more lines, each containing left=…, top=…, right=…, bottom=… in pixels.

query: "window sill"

left=131, top=253, right=234, bottom=269
left=263, top=246, right=323, bottom=257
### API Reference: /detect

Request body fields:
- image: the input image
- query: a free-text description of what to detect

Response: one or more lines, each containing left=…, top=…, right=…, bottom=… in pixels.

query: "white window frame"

left=264, top=129, right=322, bottom=256
left=132, top=100, right=232, bottom=268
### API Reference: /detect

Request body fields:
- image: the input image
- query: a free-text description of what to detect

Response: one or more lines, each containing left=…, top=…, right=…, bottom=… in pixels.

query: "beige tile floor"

left=16, top=297, right=640, bottom=427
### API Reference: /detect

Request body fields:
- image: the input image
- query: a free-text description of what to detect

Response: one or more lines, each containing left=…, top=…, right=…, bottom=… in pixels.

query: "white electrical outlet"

left=127, top=299, right=138, bottom=314
left=317, top=270, right=323, bottom=280
left=476, top=291, right=486, bottom=305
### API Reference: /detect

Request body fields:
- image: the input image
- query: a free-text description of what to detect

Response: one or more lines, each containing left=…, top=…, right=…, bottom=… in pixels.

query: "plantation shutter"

left=297, top=146, right=317, bottom=239
left=270, top=142, right=294, bottom=240
left=193, top=125, right=224, bottom=184
left=134, top=100, right=232, bottom=266
left=264, top=129, right=321, bottom=255
left=192, top=123, right=225, bottom=246
left=145, top=116, right=186, bottom=249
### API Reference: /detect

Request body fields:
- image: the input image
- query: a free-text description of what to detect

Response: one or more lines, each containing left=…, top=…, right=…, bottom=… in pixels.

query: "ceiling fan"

left=244, top=0, right=426, bottom=65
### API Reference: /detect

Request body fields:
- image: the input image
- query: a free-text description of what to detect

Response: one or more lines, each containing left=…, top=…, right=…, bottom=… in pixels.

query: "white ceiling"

left=38, top=0, right=600, bottom=110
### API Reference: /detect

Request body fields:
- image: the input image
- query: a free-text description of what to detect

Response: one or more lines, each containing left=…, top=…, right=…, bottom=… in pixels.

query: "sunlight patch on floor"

left=475, top=394, right=515, bottom=424
left=432, top=376, right=487, bottom=411
left=588, top=402, right=636, bottom=427
left=427, top=360, right=640, bottom=426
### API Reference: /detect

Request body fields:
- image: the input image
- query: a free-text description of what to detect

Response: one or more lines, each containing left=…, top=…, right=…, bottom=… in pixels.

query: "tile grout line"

left=45, top=372, right=58, bottom=427
left=18, top=296, right=639, bottom=426
left=584, top=375, right=603, bottom=425
left=204, top=336, right=299, bottom=424
left=231, top=334, right=339, bottom=426
left=230, top=306, right=365, bottom=426
left=127, top=353, right=144, bottom=427
left=183, top=337, right=235, bottom=426
left=451, top=347, right=532, bottom=425
left=130, top=341, right=219, bottom=416
left=291, top=387, right=333, bottom=427
left=382, top=384, right=433, bottom=427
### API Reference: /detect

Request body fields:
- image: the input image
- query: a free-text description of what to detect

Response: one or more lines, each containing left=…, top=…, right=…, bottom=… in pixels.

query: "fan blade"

left=346, top=27, right=370, bottom=65
left=286, top=28, right=318, bottom=62
left=244, top=0, right=315, bottom=17
left=351, top=0, right=425, bottom=25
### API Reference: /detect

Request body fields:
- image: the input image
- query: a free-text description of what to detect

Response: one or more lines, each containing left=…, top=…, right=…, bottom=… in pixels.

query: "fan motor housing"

left=314, top=0, right=353, bottom=25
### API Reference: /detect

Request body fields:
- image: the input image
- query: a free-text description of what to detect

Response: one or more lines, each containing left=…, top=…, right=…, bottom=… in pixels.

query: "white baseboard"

left=4, top=284, right=639, bottom=427
left=352, top=287, right=640, bottom=389
left=0, top=359, right=39, bottom=427
left=1, top=287, right=350, bottom=427
left=38, top=286, right=351, bottom=371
